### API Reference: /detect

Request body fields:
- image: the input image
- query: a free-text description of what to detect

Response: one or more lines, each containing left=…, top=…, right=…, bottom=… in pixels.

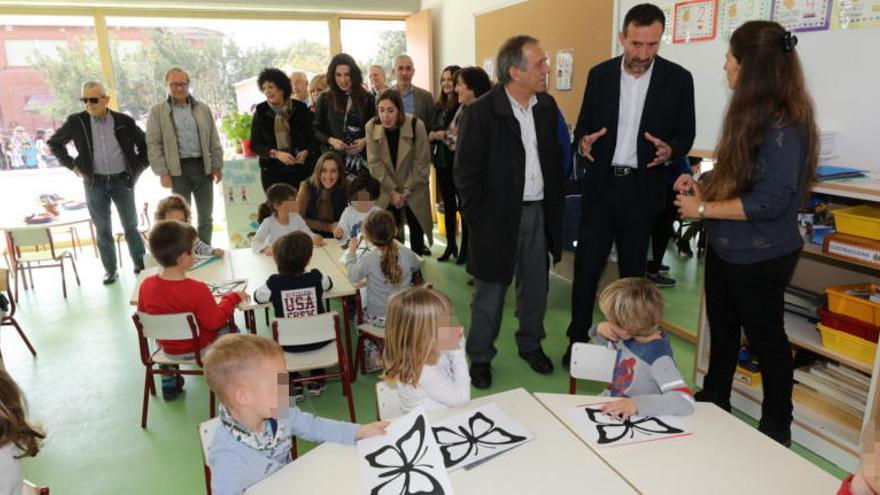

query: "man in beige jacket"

left=146, top=67, right=224, bottom=243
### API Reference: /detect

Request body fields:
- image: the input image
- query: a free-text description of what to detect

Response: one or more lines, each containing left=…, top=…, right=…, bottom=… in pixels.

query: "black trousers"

left=388, top=204, right=426, bottom=253
left=435, top=165, right=459, bottom=249
left=701, top=246, right=799, bottom=440
left=567, top=174, right=655, bottom=343
left=647, top=185, right=677, bottom=273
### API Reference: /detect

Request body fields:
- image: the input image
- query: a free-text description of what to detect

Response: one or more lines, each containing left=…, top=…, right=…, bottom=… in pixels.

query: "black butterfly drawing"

left=364, top=414, right=447, bottom=495
left=432, top=411, right=528, bottom=469
left=584, top=406, right=685, bottom=445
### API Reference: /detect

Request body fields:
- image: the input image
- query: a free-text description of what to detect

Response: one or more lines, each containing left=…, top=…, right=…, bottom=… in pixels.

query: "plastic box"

left=826, top=284, right=880, bottom=325
left=817, top=323, right=877, bottom=365
left=819, top=307, right=880, bottom=343
left=833, top=205, right=880, bottom=241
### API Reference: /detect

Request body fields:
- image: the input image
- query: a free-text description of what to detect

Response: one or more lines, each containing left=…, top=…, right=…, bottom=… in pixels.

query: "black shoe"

left=647, top=272, right=676, bottom=288
left=133, top=264, right=145, bottom=275
left=467, top=278, right=474, bottom=286
left=103, top=272, right=118, bottom=285
left=470, top=362, right=492, bottom=389
left=456, top=252, right=467, bottom=265
left=659, top=264, right=670, bottom=273
left=519, top=348, right=554, bottom=375
left=677, top=239, right=694, bottom=257
left=437, top=245, right=458, bottom=262
left=418, top=246, right=432, bottom=257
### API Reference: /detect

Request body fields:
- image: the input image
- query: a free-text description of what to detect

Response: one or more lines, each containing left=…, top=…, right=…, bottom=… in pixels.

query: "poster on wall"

left=836, top=0, right=880, bottom=29
left=482, top=58, right=496, bottom=83
left=719, top=0, right=771, bottom=39
left=771, top=0, right=833, bottom=32
left=221, top=158, right=266, bottom=249
left=555, top=50, right=574, bottom=91
left=673, top=0, right=719, bottom=43
left=661, top=4, right=675, bottom=44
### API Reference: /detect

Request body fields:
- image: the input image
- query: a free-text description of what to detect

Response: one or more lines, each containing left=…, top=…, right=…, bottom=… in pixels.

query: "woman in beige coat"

left=365, top=89, right=433, bottom=255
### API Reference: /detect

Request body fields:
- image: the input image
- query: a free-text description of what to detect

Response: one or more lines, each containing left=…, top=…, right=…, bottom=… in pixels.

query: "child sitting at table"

left=333, top=174, right=383, bottom=243
left=382, top=287, right=470, bottom=413
left=252, top=183, right=324, bottom=255
left=204, top=333, right=387, bottom=495
left=0, top=368, right=44, bottom=495
left=590, top=277, right=694, bottom=420
left=838, top=420, right=880, bottom=495
left=254, top=231, right=333, bottom=400
left=155, top=194, right=224, bottom=258
left=138, top=220, right=249, bottom=400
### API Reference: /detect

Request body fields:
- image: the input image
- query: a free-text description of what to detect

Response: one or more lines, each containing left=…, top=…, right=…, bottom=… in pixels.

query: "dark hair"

left=456, top=67, right=493, bottom=99
left=154, top=194, right=191, bottom=223
left=623, top=3, right=666, bottom=33
left=375, top=89, right=406, bottom=128
left=704, top=20, right=818, bottom=202
left=348, top=174, right=381, bottom=201
left=258, top=183, right=297, bottom=223
left=0, top=368, right=44, bottom=459
left=308, top=151, right=348, bottom=192
left=496, top=35, right=539, bottom=85
left=148, top=220, right=197, bottom=268
left=436, top=65, right=461, bottom=111
left=326, top=53, right=368, bottom=114
left=257, top=68, right=292, bottom=100
left=272, top=231, right=312, bottom=276
left=363, top=209, right=402, bottom=285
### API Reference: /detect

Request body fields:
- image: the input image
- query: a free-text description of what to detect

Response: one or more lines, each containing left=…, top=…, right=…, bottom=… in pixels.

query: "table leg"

left=341, top=296, right=356, bottom=382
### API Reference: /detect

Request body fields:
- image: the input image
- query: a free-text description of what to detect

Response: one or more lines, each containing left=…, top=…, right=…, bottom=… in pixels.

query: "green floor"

left=3, top=237, right=847, bottom=494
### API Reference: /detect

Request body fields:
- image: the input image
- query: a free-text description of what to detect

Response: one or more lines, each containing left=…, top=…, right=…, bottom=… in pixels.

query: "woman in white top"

left=251, top=182, right=324, bottom=255
left=0, top=369, right=44, bottom=495
left=382, top=287, right=470, bottom=413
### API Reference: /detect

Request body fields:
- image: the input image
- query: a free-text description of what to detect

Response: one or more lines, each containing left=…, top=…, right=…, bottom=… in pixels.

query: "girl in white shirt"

left=0, top=369, right=44, bottom=495
left=252, top=183, right=324, bottom=255
left=382, top=287, right=470, bottom=413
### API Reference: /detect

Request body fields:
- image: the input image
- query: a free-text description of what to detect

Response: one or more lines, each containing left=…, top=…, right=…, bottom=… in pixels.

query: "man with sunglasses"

left=48, top=81, right=148, bottom=285
left=146, top=67, right=224, bottom=244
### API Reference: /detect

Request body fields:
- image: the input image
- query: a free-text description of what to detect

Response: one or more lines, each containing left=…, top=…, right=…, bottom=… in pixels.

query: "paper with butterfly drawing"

left=567, top=402, right=692, bottom=448
left=431, top=402, right=533, bottom=471
left=357, top=407, right=455, bottom=495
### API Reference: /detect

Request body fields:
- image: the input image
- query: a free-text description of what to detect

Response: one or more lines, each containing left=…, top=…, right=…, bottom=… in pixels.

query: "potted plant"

left=221, top=111, right=255, bottom=157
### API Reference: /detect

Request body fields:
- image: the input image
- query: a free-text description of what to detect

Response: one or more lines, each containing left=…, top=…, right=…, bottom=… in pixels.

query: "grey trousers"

left=467, top=202, right=549, bottom=364
left=171, top=158, right=214, bottom=244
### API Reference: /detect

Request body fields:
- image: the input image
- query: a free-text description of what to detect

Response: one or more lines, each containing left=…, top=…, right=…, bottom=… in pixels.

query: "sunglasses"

left=79, top=97, right=102, bottom=104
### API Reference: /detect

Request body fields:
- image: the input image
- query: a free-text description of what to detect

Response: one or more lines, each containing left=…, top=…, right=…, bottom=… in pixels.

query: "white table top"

left=534, top=393, right=842, bottom=495
left=0, top=208, right=92, bottom=232
left=245, top=388, right=638, bottom=494
left=129, top=255, right=235, bottom=305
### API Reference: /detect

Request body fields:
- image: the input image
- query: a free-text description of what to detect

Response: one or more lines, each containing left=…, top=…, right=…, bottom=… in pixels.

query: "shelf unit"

left=693, top=178, right=880, bottom=473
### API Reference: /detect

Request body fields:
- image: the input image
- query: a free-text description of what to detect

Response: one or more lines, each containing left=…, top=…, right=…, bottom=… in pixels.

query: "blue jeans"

left=85, top=173, right=145, bottom=273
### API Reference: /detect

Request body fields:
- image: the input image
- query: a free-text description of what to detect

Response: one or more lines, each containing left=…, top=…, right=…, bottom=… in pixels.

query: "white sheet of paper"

left=566, top=403, right=691, bottom=448
left=570, top=343, right=618, bottom=383
left=430, top=402, right=533, bottom=471
left=357, top=408, right=455, bottom=495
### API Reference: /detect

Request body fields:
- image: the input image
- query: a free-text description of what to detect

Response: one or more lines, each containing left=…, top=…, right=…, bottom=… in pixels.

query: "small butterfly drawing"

left=584, top=407, right=684, bottom=445
left=432, top=411, right=527, bottom=468
left=364, top=414, right=446, bottom=495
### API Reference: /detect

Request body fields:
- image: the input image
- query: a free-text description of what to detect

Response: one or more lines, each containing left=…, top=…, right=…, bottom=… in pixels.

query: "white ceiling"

left=3, top=0, right=420, bottom=15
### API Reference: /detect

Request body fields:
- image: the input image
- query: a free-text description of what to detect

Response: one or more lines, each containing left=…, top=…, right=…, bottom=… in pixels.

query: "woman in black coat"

left=428, top=65, right=461, bottom=262
left=250, top=68, right=317, bottom=192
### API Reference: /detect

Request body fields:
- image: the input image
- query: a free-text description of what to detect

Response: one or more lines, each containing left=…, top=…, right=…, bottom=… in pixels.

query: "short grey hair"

left=496, top=35, right=539, bottom=85
left=392, top=54, right=413, bottom=68
left=289, top=70, right=308, bottom=80
left=164, top=67, right=189, bottom=83
left=81, top=81, right=108, bottom=96
left=369, top=64, right=385, bottom=73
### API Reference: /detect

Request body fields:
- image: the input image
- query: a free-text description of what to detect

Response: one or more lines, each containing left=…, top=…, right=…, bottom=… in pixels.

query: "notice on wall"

left=555, top=50, right=573, bottom=91
left=674, top=0, right=719, bottom=43
left=771, top=0, right=833, bottom=32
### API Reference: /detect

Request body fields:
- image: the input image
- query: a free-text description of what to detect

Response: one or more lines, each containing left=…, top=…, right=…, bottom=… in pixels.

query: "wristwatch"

left=697, top=203, right=706, bottom=219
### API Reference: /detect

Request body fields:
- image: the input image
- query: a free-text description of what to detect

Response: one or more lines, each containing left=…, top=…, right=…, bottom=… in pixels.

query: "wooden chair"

left=375, top=380, right=403, bottom=421
left=21, top=480, right=50, bottom=495
left=271, top=312, right=356, bottom=422
left=5, top=227, right=80, bottom=300
left=0, top=268, right=36, bottom=361
left=114, top=202, right=150, bottom=268
left=132, top=312, right=215, bottom=428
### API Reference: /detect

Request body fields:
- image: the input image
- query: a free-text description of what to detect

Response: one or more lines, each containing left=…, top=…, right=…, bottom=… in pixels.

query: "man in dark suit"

left=455, top=35, right=564, bottom=389
left=564, top=3, right=695, bottom=365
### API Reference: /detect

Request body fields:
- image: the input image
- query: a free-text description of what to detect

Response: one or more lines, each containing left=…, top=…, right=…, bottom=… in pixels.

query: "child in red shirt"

left=138, top=219, right=249, bottom=399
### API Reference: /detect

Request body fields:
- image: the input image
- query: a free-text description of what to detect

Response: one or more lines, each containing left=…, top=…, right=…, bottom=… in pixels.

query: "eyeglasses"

left=79, top=97, right=102, bottom=104
left=169, top=82, right=189, bottom=88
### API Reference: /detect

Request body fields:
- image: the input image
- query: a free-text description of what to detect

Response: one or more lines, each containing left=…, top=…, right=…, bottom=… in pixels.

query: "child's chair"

left=21, top=480, right=49, bottom=495
left=5, top=227, right=80, bottom=300
left=375, top=380, right=403, bottom=421
left=271, top=312, right=356, bottom=422
left=352, top=292, right=386, bottom=377
left=132, top=312, right=215, bottom=428
left=0, top=268, right=37, bottom=362
left=569, top=342, right=598, bottom=394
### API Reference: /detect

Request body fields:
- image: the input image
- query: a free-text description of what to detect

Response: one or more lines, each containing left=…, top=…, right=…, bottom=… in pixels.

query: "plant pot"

left=240, top=139, right=256, bottom=157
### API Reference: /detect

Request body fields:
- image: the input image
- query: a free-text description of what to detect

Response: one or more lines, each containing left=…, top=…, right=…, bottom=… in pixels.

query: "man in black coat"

left=455, top=35, right=564, bottom=389
left=48, top=81, right=149, bottom=285
left=564, top=3, right=696, bottom=365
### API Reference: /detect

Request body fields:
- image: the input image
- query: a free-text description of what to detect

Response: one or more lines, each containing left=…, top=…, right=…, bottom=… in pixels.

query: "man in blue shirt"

left=391, top=54, right=435, bottom=132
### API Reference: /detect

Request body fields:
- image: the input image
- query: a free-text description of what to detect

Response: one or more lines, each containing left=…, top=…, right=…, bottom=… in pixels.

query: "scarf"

left=446, top=104, right=466, bottom=151
left=270, top=100, right=292, bottom=152
left=218, top=404, right=287, bottom=452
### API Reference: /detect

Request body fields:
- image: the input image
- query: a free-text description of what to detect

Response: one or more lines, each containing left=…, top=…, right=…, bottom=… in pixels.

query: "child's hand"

left=313, top=235, right=325, bottom=247
left=333, top=225, right=344, bottom=239
left=212, top=248, right=225, bottom=258
left=356, top=420, right=390, bottom=440
left=601, top=398, right=638, bottom=421
left=262, top=246, right=273, bottom=257
left=234, top=291, right=251, bottom=303
left=597, top=321, right=628, bottom=341
left=348, top=235, right=362, bottom=254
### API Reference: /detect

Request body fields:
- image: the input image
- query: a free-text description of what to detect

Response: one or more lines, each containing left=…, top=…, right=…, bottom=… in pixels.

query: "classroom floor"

left=3, top=233, right=847, bottom=494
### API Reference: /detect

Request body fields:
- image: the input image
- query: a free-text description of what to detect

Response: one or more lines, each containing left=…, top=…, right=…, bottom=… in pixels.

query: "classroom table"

left=129, top=255, right=235, bottom=306
left=534, top=393, right=842, bottom=495
left=244, top=387, right=639, bottom=494
left=1, top=208, right=96, bottom=257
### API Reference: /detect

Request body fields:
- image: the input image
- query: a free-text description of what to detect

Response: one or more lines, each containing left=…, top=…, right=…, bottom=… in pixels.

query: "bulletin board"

left=474, top=0, right=614, bottom=124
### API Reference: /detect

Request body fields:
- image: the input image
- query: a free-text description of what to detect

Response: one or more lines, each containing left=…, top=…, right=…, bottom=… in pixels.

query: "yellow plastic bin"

left=833, top=205, right=880, bottom=241
left=826, top=284, right=880, bottom=325
left=818, top=323, right=877, bottom=365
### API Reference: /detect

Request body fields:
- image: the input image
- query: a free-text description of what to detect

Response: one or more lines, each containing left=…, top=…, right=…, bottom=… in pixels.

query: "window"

left=340, top=19, right=406, bottom=83
left=4, top=39, right=67, bottom=66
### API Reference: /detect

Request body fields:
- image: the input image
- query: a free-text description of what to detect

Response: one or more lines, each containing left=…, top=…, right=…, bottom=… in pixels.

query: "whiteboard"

left=615, top=0, right=880, bottom=170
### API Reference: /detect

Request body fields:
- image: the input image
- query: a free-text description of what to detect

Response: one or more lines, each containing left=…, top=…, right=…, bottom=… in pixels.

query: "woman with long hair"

left=428, top=65, right=461, bottom=261
left=314, top=53, right=376, bottom=180
left=295, top=152, right=350, bottom=238
left=675, top=21, right=818, bottom=446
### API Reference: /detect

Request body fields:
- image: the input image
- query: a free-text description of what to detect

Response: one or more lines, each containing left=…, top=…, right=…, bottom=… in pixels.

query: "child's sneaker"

left=305, top=380, right=326, bottom=397
left=364, top=340, right=382, bottom=373
left=160, top=369, right=184, bottom=401
left=292, top=382, right=305, bottom=403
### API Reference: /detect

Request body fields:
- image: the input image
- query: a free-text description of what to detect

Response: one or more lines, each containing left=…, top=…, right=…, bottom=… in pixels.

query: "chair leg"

left=27, top=263, right=35, bottom=290
left=354, top=334, right=366, bottom=375
left=209, top=391, right=216, bottom=418
left=9, top=318, right=36, bottom=357
left=60, top=259, right=67, bottom=299
left=291, top=436, right=299, bottom=461
left=69, top=255, right=81, bottom=286
left=142, top=370, right=152, bottom=428
left=148, top=373, right=156, bottom=396
left=342, top=374, right=357, bottom=422
left=569, top=377, right=576, bottom=395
